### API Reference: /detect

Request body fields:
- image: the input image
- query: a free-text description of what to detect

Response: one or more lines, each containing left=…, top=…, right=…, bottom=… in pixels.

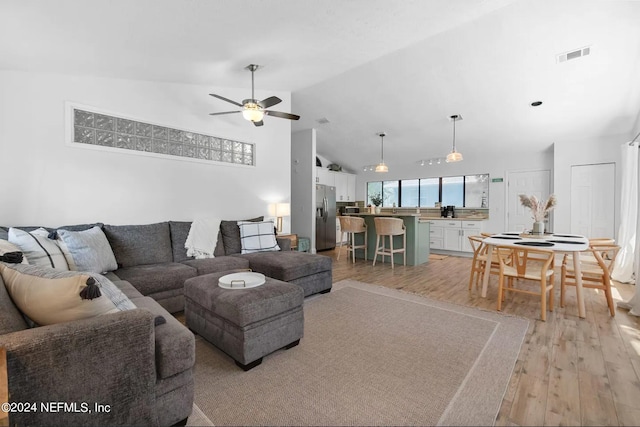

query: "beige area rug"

left=187, top=404, right=214, bottom=426
left=193, top=280, right=528, bottom=426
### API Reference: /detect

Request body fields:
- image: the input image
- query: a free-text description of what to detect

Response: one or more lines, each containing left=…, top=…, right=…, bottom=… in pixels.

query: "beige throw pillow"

left=0, top=263, right=118, bottom=326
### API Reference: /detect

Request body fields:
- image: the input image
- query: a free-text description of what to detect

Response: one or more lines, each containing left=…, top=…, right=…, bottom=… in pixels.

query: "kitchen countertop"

left=346, top=213, right=421, bottom=217
left=419, top=217, right=487, bottom=221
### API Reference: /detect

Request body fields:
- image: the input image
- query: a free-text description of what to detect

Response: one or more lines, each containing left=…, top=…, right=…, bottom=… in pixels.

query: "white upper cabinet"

left=316, top=167, right=334, bottom=186
left=316, top=168, right=356, bottom=202
left=334, top=173, right=348, bottom=201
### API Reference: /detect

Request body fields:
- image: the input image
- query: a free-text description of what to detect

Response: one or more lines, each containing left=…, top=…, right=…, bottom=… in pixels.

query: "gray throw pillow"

left=220, top=216, right=264, bottom=255
left=58, top=226, right=118, bottom=273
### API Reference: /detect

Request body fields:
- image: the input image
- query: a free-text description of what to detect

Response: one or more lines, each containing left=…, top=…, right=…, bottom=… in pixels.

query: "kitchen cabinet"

left=427, top=220, right=443, bottom=249
left=346, top=174, right=356, bottom=202
left=336, top=217, right=343, bottom=244
left=318, top=169, right=357, bottom=202
left=316, top=167, right=334, bottom=186
left=430, top=220, right=483, bottom=253
left=335, top=173, right=348, bottom=201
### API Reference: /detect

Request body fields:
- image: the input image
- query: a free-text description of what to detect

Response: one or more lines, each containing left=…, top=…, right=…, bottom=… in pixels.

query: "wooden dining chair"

left=495, top=246, right=555, bottom=321
left=467, top=235, right=503, bottom=290
left=560, top=244, right=620, bottom=317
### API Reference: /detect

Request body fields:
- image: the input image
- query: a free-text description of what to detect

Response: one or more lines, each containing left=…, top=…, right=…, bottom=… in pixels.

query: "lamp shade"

left=242, top=103, right=264, bottom=122
left=446, top=151, right=463, bottom=163
left=275, top=203, right=290, bottom=217
left=375, top=162, right=389, bottom=172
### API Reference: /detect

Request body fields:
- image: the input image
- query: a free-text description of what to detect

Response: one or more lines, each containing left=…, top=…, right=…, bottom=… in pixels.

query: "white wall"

left=553, top=133, right=628, bottom=236
left=0, top=70, right=291, bottom=227
left=291, top=129, right=316, bottom=251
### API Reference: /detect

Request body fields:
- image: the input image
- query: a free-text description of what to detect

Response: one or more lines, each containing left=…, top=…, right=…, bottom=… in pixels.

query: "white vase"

left=375, top=206, right=381, bottom=214
left=532, top=221, right=545, bottom=234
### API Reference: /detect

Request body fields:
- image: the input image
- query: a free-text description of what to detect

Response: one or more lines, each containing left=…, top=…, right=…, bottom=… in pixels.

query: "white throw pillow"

left=0, top=239, right=29, bottom=264
left=57, top=226, right=118, bottom=273
left=8, top=227, right=69, bottom=270
left=0, top=263, right=119, bottom=326
left=238, top=220, right=281, bottom=254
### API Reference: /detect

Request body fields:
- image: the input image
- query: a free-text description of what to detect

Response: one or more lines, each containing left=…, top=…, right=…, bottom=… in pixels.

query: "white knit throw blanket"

left=185, top=218, right=221, bottom=259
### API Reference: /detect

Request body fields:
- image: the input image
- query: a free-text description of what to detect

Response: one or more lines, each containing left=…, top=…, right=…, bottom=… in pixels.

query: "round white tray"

left=218, top=272, right=266, bottom=289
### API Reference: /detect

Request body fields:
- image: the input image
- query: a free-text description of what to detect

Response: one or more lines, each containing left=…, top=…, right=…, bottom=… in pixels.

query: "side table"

left=277, top=234, right=298, bottom=251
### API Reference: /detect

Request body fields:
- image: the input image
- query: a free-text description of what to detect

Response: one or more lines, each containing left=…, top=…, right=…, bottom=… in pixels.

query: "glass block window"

left=72, top=108, right=255, bottom=166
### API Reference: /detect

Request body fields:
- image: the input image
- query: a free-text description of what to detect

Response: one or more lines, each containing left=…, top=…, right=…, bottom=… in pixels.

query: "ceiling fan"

left=209, top=64, right=300, bottom=127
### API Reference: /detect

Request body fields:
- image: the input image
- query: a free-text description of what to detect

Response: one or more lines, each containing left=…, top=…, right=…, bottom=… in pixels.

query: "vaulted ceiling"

left=2, top=0, right=639, bottom=173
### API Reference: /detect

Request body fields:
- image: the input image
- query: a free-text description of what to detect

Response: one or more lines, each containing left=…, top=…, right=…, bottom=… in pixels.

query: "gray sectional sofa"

left=0, top=220, right=332, bottom=426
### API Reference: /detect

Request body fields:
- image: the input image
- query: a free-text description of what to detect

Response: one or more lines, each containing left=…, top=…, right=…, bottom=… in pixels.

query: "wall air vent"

left=557, top=46, right=591, bottom=63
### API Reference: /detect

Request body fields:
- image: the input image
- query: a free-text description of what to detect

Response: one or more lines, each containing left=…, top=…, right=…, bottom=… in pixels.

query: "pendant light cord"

left=380, top=134, right=384, bottom=163
left=452, top=117, right=456, bottom=152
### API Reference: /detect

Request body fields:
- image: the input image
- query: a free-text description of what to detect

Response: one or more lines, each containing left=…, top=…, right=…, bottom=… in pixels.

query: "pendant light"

left=375, top=132, right=389, bottom=173
left=446, top=115, right=463, bottom=163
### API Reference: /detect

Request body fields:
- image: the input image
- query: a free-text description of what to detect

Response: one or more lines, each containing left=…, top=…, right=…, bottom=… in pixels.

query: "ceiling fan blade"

left=209, top=94, right=244, bottom=107
left=258, top=96, right=282, bottom=109
left=252, top=120, right=264, bottom=127
left=265, top=110, right=300, bottom=120
left=209, top=111, right=241, bottom=116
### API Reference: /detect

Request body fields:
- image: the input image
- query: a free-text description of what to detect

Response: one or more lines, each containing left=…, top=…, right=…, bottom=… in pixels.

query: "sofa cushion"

left=128, top=296, right=195, bottom=379
left=233, top=251, right=332, bottom=282
left=0, top=272, right=28, bottom=334
left=57, top=226, right=118, bottom=273
left=114, top=262, right=197, bottom=296
left=169, top=221, right=193, bottom=263
left=0, top=263, right=120, bottom=326
left=238, top=220, right=280, bottom=254
left=182, top=256, right=250, bottom=276
left=104, top=222, right=173, bottom=268
left=220, top=216, right=264, bottom=255
left=8, top=227, right=69, bottom=270
left=111, top=279, right=144, bottom=300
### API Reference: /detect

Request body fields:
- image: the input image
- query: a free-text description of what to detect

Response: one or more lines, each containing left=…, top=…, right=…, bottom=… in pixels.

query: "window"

left=419, top=178, right=439, bottom=208
left=442, top=176, right=464, bottom=207
left=382, top=181, right=399, bottom=207
left=401, top=179, right=419, bottom=207
left=367, top=181, right=382, bottom=206
left=464, top=175, right=489, bottom=208
left=367, top=173, right=489, bottom=208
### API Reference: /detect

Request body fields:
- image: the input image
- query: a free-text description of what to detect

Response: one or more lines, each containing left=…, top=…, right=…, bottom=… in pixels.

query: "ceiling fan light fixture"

left=242, top=103, right=264, bottom=122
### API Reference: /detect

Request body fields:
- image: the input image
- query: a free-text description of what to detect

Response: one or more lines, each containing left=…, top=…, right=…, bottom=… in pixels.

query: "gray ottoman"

left=184, top=272, right=304, bottom=371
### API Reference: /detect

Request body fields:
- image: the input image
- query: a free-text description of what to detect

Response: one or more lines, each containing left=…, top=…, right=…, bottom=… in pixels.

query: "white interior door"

left=507, top=170, right=550, bottom=232
left=571, top=163, right=615, bottom=238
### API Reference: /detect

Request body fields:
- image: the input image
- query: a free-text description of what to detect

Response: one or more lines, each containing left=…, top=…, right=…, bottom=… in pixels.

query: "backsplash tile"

left=72, top=108, right=254, bottom=166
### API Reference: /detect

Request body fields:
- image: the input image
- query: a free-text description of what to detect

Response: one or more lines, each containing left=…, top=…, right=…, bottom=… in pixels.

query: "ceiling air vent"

left=316, top=117, right=330, bottom=125
left=557, top=46, right=591, bottom=63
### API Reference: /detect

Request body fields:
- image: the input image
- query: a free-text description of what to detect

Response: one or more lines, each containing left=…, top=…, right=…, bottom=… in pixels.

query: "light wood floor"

left=328, top=248, right=640, bottom=426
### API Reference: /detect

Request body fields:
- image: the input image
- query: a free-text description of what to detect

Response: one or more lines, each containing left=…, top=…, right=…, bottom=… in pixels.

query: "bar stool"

left=373, top=217, right=406, bottom=268
left=337, top=216, right=367, bottom=263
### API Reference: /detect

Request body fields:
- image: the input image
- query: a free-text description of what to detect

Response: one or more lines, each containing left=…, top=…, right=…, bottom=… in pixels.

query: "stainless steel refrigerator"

left=315, top=184, right=336, bottom=251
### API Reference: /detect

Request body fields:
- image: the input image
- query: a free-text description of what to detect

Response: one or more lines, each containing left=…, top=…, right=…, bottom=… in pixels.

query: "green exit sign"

left=491, top=177, right=504, bottom=183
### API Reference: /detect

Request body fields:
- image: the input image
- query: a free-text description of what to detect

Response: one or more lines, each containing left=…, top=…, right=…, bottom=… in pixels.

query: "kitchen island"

left=344, top=213, right=430, bottom=265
